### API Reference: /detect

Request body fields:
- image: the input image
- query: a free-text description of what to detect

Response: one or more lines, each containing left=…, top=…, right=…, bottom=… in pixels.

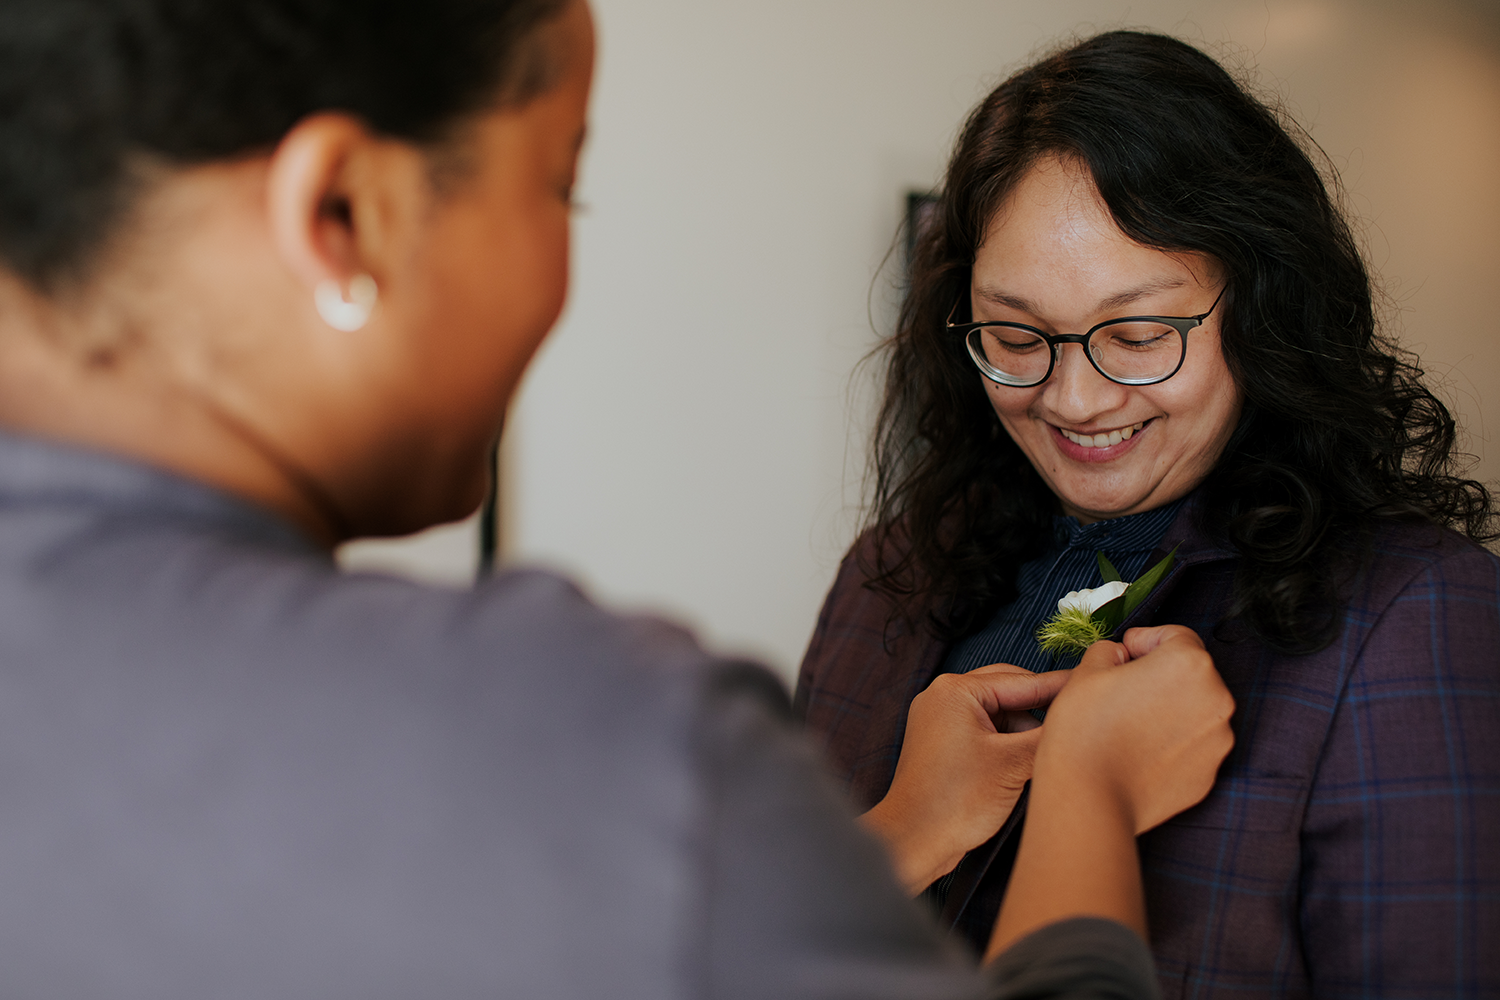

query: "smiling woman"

left=795, top=29, right=1500, bottom=999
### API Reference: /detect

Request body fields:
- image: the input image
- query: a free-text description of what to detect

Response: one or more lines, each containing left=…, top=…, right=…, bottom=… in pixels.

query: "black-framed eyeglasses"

left=947, top=285, right=1227, bottom=388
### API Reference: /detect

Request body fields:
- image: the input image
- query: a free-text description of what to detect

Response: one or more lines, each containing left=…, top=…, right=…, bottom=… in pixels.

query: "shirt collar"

left=0, top=428, right=319, bottom=554
left=1051, top=497, right=1188, bottom=552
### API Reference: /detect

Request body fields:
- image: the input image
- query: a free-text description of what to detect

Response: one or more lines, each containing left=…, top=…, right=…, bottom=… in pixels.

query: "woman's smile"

left=1052, top=419, right=1149, bottom=460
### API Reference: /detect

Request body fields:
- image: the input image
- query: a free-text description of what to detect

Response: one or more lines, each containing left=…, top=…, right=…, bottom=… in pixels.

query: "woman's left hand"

left=860, top=664, right=1071, bottom=895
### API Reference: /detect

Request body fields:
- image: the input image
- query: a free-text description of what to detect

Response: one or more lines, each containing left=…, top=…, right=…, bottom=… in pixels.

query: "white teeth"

left=1061, top=421, right=1144, bottom=449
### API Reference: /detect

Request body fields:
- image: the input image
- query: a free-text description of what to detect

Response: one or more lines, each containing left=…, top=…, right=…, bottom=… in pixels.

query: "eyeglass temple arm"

left=1197, top=283, right=1229, bottom=321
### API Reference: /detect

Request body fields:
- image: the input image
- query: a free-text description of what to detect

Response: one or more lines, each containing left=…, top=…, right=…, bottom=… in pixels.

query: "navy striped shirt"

left=942, top=499, right=1185, bottom=677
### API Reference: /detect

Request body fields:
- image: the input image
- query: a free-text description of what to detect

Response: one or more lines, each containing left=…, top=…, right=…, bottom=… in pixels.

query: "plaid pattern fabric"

left=794, top=502, right=1500, bottom=999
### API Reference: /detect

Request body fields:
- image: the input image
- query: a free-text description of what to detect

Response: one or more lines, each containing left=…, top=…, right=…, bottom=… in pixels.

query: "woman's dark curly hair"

left=868, top=29, right=1497, bottom=653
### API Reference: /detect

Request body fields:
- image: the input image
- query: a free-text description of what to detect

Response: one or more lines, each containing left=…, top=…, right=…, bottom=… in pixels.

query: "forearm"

left=985, top=766, right=1146, bottom=962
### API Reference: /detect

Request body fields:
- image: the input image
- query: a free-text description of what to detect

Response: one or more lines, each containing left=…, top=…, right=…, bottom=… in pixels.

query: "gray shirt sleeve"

left=696, top=665, right=1161, bottom=1000
left=988, top=919, right=1162, bottom=1000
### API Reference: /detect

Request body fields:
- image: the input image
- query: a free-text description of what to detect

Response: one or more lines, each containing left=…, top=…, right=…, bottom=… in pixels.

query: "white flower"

left=1056, top=580, right=1128, bottom=615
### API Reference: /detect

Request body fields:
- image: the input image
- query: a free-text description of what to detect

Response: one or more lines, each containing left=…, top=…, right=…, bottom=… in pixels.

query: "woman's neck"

left=0, top=279, right=344, bottom=546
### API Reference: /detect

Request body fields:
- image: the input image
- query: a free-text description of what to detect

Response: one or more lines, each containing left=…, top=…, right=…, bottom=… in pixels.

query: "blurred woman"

left=797, top=30, right=1500, bottom=998
left=0, top=3, right=1233, bottom=997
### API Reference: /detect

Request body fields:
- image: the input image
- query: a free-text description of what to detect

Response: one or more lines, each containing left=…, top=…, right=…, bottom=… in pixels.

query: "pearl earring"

left=314, top=273, right=378, bottom=331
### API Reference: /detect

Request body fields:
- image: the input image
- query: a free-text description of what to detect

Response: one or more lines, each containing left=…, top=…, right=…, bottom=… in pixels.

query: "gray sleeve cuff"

left=986, top=918, right=1161, bottom=1000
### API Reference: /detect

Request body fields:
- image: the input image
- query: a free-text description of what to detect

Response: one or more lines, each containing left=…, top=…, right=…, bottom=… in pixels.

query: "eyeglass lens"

left=969, top=321, right=1184, bottom=385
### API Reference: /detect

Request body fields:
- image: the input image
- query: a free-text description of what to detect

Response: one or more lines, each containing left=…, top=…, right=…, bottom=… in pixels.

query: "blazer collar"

left=1123, top=489, right=1237, bottom=629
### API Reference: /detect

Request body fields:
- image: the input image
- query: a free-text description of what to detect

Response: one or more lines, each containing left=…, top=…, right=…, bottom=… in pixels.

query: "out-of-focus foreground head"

left=0, top=0, right=594, bottom=544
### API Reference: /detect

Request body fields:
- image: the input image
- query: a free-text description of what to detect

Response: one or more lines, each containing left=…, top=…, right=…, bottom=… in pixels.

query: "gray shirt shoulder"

left=0, top=431, right=1159, bottom=999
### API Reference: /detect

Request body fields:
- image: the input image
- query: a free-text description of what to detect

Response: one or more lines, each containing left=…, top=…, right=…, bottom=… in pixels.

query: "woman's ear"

left=264, top=114, right=430, bottom=330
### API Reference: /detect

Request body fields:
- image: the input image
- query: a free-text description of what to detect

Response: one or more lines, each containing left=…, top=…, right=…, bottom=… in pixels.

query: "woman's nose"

left=1041, top=342, right=1129, bottom=423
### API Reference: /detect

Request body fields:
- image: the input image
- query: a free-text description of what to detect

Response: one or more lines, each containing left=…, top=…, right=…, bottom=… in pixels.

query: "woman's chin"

left=1046, top=473, right=1163, bottom=523
left=340, top=473, right=490, bottom=542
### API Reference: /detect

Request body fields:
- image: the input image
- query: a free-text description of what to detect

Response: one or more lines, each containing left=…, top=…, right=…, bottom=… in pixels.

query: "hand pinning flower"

left=1036, top=549, right=1177, bottom=657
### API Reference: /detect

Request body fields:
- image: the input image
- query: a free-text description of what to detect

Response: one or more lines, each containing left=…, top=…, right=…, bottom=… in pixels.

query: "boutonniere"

left=1036, top=547, right=1178, bottom=657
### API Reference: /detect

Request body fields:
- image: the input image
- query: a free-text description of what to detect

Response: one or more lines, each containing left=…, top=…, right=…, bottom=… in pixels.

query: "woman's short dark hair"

left=0, top=0, right=572, bottom=291
left=869, top=29, right=1496, bottom=652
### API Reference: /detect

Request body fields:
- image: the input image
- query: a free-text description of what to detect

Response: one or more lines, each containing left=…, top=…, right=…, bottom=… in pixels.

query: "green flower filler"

left=1036, top=548, right=1177, bottom=657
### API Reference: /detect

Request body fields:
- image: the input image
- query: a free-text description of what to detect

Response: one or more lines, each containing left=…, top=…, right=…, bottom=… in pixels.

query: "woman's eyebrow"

left=974, top=277, right=1190, bottom=315
left=973, top=287, right=1039, bottom=313
left=1095, top=278, right=1190, bottom=312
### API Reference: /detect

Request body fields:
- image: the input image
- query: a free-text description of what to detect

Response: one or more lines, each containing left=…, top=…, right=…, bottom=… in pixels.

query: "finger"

left=967, top=661, right=1035, bottom=677
left=1121, top=624, right=1204, bottom=659
left=962, top=667, right=1070, bottom=714
left=1071, top=639, right=1129, bottom=677
left=1014, top=668, right=1070, bottom=708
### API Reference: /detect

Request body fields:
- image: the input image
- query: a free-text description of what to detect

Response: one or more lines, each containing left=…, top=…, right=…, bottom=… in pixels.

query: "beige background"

left=340, top=0, right=1500, bottom=684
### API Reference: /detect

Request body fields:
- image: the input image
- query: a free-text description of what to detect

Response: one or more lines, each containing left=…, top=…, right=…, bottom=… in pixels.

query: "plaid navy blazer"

left=794, top=503, right=1500, bottom=999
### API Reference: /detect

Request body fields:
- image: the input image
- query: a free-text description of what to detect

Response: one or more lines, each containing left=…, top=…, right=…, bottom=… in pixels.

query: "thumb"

left=1121, top=624, right=1205, bottom=660
left=987, top=723, right=1043, bottom=760
left=1072, top=639, right=1129, bottom=678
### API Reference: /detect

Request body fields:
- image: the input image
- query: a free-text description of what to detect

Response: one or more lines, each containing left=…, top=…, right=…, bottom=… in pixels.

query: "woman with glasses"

left=796, top=30, right=1500, bottom=998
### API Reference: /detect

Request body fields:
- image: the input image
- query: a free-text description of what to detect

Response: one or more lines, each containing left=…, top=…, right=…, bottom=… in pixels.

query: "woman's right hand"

left=1037, top=625, right=1235, bottom=835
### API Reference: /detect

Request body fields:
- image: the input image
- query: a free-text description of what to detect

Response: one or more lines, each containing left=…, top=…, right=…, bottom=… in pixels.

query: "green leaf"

left=1097, top=551, right=1122, bottom=584
left=1121, top=546, right=1178, bottom=619
left=1093, top=591, right=1127, bottom=634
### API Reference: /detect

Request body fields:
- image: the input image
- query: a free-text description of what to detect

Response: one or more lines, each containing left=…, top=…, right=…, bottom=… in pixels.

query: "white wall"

left=343, top=0, right=1500, bottom=685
